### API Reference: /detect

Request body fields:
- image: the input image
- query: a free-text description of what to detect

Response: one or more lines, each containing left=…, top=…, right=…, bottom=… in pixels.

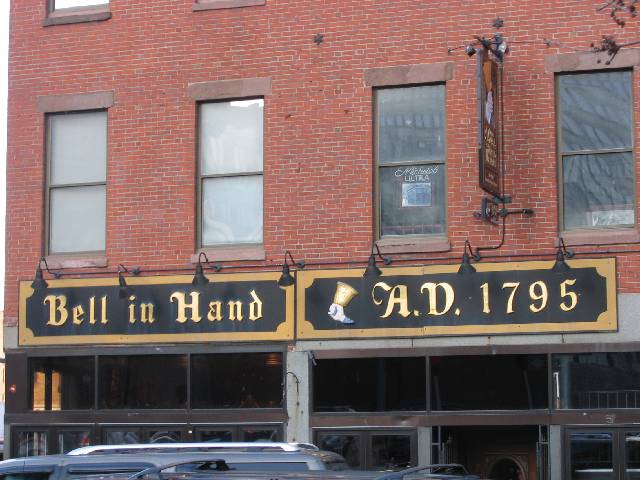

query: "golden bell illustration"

left=333, top=281, right=359, bottom=307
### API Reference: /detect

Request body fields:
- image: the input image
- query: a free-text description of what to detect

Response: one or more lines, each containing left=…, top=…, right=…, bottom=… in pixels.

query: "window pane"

left=50, top=111, right=106, bottom=185
left=58, top=431, right=91, bottom=454
left=197, top=430, right=233, bottom=442
left=104, top=430, right=141, bottom=444
left=148, top=431, right=182, bottom=443
left=191, top=353, right=283, bottom=409
left=314, top=357, right=426, bottom=412
left=317, top=434, right=362, bottom=469
left=559, top=71, right=632, bottom=152
left=99, top=355, right=187, bottom=409
left=29, top=357, right=95, bottom=410
left=55, top=0, right=108, bottom=8
left=377, top=85, right=445, bottom=164
left=380, top=164, right=445, bottom=236
left=626, top=433, right=640, bottom=480
left=371, top=435, right=412, bottom=471
left=202, top=176, right=263, bottom=245
left=430, top=355, right=548, bottom=410
left=563, top=152, right=634, bottom=229
left=553, top=353, right=640, bottom=409
left=241, top=428, right=280, bottom=442
left=570, top=432, right=614, bottom=480
left=200, top=99, right=263, bottom=175
left=16, top=431, right=48, bottom=457
left=49, top=185, right=106, bottom=253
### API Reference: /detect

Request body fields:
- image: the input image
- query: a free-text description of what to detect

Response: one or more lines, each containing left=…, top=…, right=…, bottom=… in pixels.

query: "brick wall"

left=6, top=0, right=640, bottom=326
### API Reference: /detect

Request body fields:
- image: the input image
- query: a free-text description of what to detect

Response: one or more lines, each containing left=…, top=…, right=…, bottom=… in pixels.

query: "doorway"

left=433, top=426, right=544, bottom=480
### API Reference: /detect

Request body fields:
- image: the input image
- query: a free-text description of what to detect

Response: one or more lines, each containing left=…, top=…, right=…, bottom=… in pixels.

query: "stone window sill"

left=45, top=254, right=108, bottom=269
left=193, top=0, right=266, bottom=11
left=44, top=5, right=111, bottom=26
left=376, top=236, right=451, bottom=254
left=559, top=228, right=640, bottom=247
left=192, top=245, right=266, bottom=263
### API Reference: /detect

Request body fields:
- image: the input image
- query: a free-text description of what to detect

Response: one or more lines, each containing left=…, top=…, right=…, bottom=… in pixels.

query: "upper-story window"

left=46, top=110, right=107, bottom=254
left=558, top=70, right=634, bottom=231
left=52, top=0, right=108, bottom=9
left=198, top=99, right=264, bottom=247
left=375, top=85, right=446, bottom=238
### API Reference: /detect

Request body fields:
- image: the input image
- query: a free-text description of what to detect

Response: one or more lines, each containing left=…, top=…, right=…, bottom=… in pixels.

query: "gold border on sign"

left=296, top=258, right=617, bottom=339
left=19, top=272, right=295, bottom=346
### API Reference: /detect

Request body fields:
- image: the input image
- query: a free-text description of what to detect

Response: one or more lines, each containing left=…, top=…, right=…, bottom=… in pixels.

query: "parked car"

left=0, top=450, right=351, bottom=480
left=374, top=464, right=480, bottom=480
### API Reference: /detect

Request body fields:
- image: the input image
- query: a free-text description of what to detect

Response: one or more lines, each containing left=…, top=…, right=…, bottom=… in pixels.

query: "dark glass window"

left=376, top=85, right=446, bottom=237
left=313, top=357, right=426, bottom=412
left=570, top=432, right=614, bottom=479
left=30, top=357, right=94, bottom=410
left=558, top=70, right=635, bottom=230
left=371, top=435, right=412, bottom=471
left=430, top=354, right=548, bottom=410
left=191, top=353, right=283, bottom=409
left=15, top=431, right=48, bottom=457
left=58, top=430, right=91, bottom=453
left=553, top=352, right=640, bottom=409
left=317, top=434, right=363, bottom=469
left=99, top=355, right=187, bottom=409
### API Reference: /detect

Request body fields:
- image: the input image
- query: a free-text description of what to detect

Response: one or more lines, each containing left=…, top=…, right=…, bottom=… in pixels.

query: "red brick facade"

left=6, top=0, right=640, bottom=325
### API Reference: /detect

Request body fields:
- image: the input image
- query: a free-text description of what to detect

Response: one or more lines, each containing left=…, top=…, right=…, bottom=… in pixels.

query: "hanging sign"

left=297, top=258, right=616, bottom=339
left=19, top=273, right=293, bottom=346
left=478, top=47, right=502, bottom=198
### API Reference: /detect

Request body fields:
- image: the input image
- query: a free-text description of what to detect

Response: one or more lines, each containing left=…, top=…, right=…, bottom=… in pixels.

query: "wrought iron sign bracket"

left=475, top=195, right=534, bottom=226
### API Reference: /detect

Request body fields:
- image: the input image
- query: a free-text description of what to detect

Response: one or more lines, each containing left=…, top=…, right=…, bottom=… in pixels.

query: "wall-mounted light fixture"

left=31, top=257, right=62, bottom=291
left=278, top=251, right=305, bottom=287
left=458, top=240, right=478, bottom=275
left=191, top=252, right=222, bottom=286
left=117, top=264, right=141, bottom=299
left=363, top=243, right=392, bottom=277
left=551, top=238, right=575, bottom=273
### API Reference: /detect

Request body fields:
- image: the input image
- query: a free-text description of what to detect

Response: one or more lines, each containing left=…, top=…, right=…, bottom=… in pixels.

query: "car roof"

left=68, top=443, right=303, bottom=455
left=0, top=451, right=333, bottom=471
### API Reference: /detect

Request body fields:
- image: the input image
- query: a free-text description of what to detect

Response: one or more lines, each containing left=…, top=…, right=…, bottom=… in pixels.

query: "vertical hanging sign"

left=478, top=48, right=502, bottom=198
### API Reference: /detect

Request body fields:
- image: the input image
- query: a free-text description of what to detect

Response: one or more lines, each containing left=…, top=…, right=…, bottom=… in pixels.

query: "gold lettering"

left=529, top=280, right=548, bottom=313
left=170, top=292, right=201, bottom=323
left=89, top=296, right=97, bottom=324
left=100, top=296, right=108, bottom=324
left=140, top=303, right=155, bottom=324
left=560, top=279, right=578, bottom=312
left=249, top=290, right=262, bottom=321
left=72, top=305, right=84, bottom=325
left=128, top=295, right=137, bottom=324
left=228, top=300, right=243, bottom=321
left=207, top=301, right=223, bottom=321
left=420, top=282, right=455, bottom=316
left=502, top=282, right=520, bottom=314
left=44, top=295, right=68, bottom=327
left=373, top=282, right=410, bottom=319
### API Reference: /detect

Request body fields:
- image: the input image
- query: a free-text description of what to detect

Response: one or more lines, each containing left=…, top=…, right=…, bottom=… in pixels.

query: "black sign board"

left=297, top=258, right=616, bottom=339
left=478, top=48, right=502, bottom=198
left=19, top=272, right=293, bottom=345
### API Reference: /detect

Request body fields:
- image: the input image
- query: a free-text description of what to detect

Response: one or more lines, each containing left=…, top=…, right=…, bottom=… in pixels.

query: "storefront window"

left=313, top=357, right=426, bottom=412
left=570, top=432, right=614, bottom=479
left=58, top=430, right=91, bottom=453
left=430, top=354, right=548, bottom=410
left=553, top=352, right=640, bottom=409
left=317, top=433, right=363, bottom=469
left=29, top=357, right=94, bottom=410
left=99, top=355, right=187, bottom=409
left=371, top=434, right=412, bottom=471
left=191, top=353, right=283, bottom=409
left=16, top=431, right=48, bottom=457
